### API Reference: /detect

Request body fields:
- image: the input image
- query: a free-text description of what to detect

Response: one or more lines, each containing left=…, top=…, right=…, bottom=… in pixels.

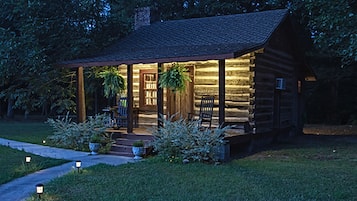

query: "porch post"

left=157, top=63, right=164, bottom=127
left=127, top=64, right=133, bottom=133
left=76, top=66, right=86, bottom=123
left=218, top=60, right=225, bottom=126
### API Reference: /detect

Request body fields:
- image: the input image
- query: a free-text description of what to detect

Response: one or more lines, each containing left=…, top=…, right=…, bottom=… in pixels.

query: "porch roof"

left=61, top=9, right=289, bottom=68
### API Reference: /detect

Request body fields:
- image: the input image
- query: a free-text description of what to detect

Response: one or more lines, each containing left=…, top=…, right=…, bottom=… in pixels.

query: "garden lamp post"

left=36, top=183, right=44, bottom=199
left=25, top=156, right=31, bottom=163
left=75, top=160, right=82, bottom=173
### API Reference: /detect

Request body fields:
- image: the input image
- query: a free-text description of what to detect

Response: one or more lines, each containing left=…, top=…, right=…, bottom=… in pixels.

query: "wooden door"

left=139, top=69, right=157, bottom=111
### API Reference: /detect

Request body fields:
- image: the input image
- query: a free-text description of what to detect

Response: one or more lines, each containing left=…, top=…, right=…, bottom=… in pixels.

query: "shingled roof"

left=61, top=9, right=289, bottom=68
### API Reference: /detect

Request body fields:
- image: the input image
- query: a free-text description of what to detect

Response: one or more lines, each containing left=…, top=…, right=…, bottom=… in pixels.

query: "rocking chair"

left=116, top=97, right=128, bottom=128
left=188, top=96, right=215, bottom=129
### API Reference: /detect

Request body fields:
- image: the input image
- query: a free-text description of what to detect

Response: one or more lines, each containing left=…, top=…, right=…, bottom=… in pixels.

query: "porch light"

left=75, top=160, right=82, bottom=173
left=36, top=183, right=44, bottom=199
left=25, top=156, right=31, bottom=163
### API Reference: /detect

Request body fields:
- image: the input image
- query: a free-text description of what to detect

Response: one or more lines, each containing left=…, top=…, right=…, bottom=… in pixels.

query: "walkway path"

left=0, top=138, right=133, bottom=201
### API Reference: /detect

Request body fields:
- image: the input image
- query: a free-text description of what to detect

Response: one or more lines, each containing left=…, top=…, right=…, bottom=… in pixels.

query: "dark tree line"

left=0, top=0, right=356, bottom=123
left=0, top=0, right=133, bottom=118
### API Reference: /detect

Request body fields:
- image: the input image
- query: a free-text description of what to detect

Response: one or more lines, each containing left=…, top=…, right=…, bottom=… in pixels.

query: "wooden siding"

left=118, top=57, right=255, bottom=126
left=253, top=37, right=298, bottom=132
left=183, top=56, right=253, bottom=125
left=224, top=56, right=253, bottom=123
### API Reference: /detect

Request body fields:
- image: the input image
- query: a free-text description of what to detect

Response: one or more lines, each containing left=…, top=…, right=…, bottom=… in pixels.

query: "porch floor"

left=107, top=112, right=249, bottom=136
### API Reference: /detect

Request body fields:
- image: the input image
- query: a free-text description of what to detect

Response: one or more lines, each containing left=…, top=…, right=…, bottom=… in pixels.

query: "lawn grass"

left=27, top=135, right=357, bottom=201
left=0, top=121, right=52, bottom=144
left=0, top=145, right=69, bottom=184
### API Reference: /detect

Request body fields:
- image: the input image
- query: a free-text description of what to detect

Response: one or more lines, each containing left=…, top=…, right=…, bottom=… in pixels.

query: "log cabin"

left=61, top=8, right=315, bottom=149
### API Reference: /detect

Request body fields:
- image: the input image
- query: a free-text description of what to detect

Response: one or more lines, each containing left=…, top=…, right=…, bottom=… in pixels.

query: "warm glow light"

left=42, top=140, right=46, bottom=144
left=25, top=156, right=31, bottom=163
left=75, top=160, right=82, bottom=173
left=75, top=160, right=81, bottom=168
left=36, top=183, right=44, bottom=198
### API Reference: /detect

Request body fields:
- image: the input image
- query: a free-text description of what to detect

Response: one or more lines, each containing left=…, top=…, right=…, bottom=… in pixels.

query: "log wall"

left=253, top=25, right=299, bottom=133
left=118, top=56, right=255, bottom=126
left=183, top=56, right=253, bottom=125
left=224, top=55, right=253, bottom=123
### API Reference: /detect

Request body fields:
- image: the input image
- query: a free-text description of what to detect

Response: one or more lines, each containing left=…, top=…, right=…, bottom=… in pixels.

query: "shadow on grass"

left=231, top=131, right=357, bottom=160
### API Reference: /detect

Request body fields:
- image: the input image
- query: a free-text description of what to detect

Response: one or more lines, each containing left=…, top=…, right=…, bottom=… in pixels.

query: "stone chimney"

left=134, top=7, right=151, bottom=30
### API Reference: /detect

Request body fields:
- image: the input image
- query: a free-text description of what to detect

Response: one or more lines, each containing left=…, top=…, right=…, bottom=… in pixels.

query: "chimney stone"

left=134, top=7, right=151, bottom=30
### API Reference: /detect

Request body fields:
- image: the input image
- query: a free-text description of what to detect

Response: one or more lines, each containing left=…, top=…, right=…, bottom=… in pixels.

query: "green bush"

left=46, top=113, right=111, bottom=152
left=133, top=140, right=144, bottom=147
left=150, top=115, right=228, bottom=163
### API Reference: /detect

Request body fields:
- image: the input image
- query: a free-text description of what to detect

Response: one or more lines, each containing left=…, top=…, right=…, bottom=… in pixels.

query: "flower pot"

left=132, top=146, right=144, bottom=160
left=89, top=142, right=100, bottom=155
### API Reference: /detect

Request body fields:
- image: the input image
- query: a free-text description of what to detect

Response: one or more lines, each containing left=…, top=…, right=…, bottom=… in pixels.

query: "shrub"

left=150, top=115, right=228, bottom=163
left=133, top=140, right=144, bottom=147
left=46, top=113, right=111, bottom=152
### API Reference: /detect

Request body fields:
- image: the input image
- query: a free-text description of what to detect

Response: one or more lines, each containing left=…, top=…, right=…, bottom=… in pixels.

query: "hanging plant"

left=158, top=63, right=192, bottom=93
left=98, top=67, right=125, bottom=98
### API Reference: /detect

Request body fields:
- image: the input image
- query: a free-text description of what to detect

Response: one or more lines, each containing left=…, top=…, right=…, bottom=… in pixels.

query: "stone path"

left=0, top=138, right=133, bottom=201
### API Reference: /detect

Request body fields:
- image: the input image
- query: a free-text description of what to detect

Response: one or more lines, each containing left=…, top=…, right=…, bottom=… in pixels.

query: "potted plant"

left=98, top=67, right=126, bottom=105
left=132, top=140, right=145, bottom=160
left=159, top=63, right=192, bottom=118
left=158, top=63, right=191, bottom=93
left=89, top=134, right=101, bottom=155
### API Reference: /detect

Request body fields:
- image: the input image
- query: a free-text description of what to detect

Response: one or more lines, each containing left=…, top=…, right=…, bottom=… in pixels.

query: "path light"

left=36, top=183, right=44, bottom=199
left=25, top=156, right=31, bottom=163
left=75, top=160, right=82, bottom=173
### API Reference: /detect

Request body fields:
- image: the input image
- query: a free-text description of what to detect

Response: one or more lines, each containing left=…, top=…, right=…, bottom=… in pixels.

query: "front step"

left=110, top=134, right=154, bottom=157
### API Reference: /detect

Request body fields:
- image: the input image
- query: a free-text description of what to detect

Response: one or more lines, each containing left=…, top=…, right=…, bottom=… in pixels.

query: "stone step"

left=110, top=144, right=153, bottom=157
left=121, top=134, right=154, bottom=141
left=110, top=134, right=153, bottom=157
left=111, top=144, right=132, bottom=153
left=108, top=150, right=134, bottom=157
left=115, top=138, right=152, bottom=146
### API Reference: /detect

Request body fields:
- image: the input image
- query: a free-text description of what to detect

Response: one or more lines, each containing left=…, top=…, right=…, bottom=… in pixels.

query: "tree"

left=296, top=0, right=357, bottom=67
left=0, top=0, right=133, bottom=118
left=1, top=0, right=355, bottom=121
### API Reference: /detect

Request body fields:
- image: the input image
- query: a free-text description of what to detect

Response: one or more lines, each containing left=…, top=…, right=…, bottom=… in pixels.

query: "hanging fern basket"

left=99, top=68, right=125, bottom=99
left=158, top=63, right=191, bottom=93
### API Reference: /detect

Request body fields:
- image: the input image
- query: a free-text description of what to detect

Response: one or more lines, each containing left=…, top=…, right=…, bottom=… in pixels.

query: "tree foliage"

left=0, top=0, right=132, bottom=117
left=0, top=0, right=355, bottom=121
left=298, top=0, right=357, bottom=67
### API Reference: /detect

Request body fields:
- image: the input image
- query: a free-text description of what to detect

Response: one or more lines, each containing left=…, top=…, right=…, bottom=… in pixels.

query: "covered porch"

left=95, top=58, right=255, bottom=156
